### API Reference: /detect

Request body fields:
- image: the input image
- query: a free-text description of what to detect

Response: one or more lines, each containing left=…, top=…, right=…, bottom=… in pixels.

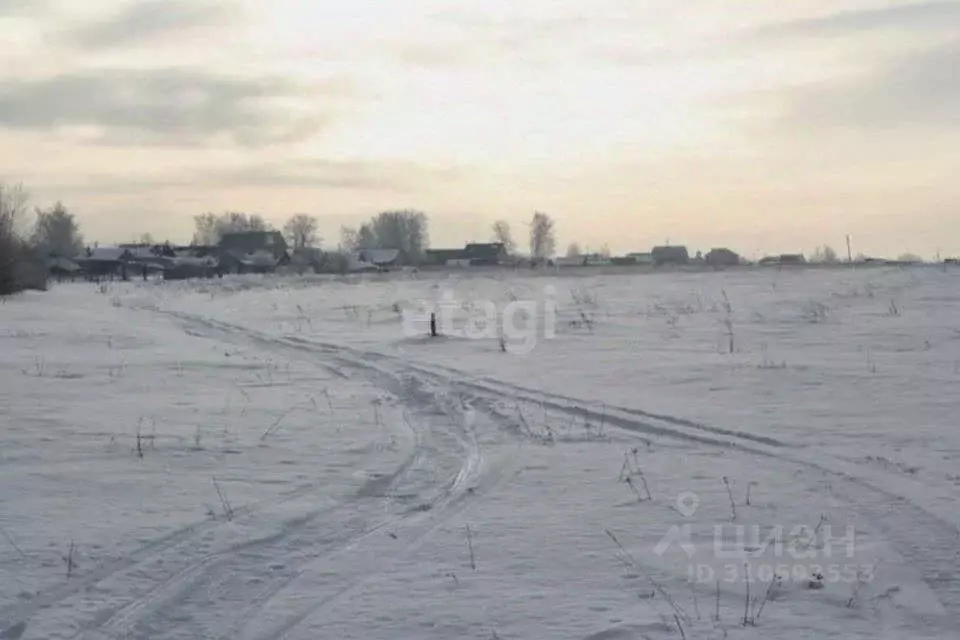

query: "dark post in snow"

left=430, top=312, right=438, bottom=338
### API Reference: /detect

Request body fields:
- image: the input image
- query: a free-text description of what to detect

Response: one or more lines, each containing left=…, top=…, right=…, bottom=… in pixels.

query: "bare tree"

left=1, top=183, right=47, bottom=295
left=139, top=233, right=155, bottom=245
left=284, top=213, right=319, bottom=252
left=32, top=202, right=84, bottom=258
left=0, top=182, right=28, bottom=237
left=192, top=211, right=270, bottom=245
left=810, top=245, right=839, bottom=264
left=529, top=211, right=556, bottom=260
left=340, top=211, right=430, bottom=261
left=369, top=210, right=429, bottom=261
left=491, top=220, right=515, bottom=255
left=1, top=183, right=30, bottom=295
left=339, top=226, right=359, bottom=251
left=357, top=223, right=376, bottom=249
left=566, top=242, right=582, bottom=258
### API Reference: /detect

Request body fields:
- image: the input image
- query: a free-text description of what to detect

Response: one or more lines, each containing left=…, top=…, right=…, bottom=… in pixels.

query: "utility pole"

left=846, top=235, right=853, bottom=264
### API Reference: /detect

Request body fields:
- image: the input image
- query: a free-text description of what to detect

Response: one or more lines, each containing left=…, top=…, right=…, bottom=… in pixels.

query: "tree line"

left=2, top=178, right=936, bottom=293
left=2, top=179, right=564, bottom=294
left=190, top=209, right=560, bottom=263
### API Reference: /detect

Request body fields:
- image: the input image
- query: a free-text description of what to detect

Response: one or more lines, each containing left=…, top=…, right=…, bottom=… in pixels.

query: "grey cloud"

left=40, top=160, right=463, bottom=195
left=780, top=42, right=960, bottom=129
left=601, top=2, right=960, bottom=68
left=403, top=9, right=630, bottom=68
left=64, top=0, right=239, bottom=49
left=749, top=2, right=960, bottom=39
left=206, top=159, right=463, bottom=192
left=0, top=68, right=338, bottom=147
left=0, top=0, right=46, bottom=15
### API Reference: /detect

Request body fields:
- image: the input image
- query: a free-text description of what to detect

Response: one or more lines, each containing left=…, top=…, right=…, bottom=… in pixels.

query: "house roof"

left=426, top=248, right=467, bottom=258
left=220, top=230, right=284, bottom=244
left=84, top=246, right=128, bottom=261
left=119, top=244, right=164, bottom=259
left=47, top=256, right=80, bottom=271
left=652, top=245, right=688, bottom=254
left=355, top=248, right=400, bottom=264
left=223, top=249, right=280, bottom=267
left=426, top=243, right=505, bottom=264
left=651, top=246, right=689, bottom=262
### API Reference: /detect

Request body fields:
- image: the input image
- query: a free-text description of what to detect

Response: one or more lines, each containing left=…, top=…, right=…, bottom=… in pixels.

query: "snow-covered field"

left=1, top=266, right=958, bottom=640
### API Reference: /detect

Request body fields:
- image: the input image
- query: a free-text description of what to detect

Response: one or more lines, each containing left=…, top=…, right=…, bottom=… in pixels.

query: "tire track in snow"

left=0, top=379, right=418, bottom=636
left=54, top=312, right=507, bottom=640
left=65, top=393, right=436, bottom=640
left=146, top=309, right=960, bottom=627
left=0, top=453, right=402, bottom=637
left=75, top=412, right=420, bottom=640
left=214, top=401, right=499, bottom=640
left=162, top=312, right=785, bottom=453
left=252, top=455, right=520, bottom=640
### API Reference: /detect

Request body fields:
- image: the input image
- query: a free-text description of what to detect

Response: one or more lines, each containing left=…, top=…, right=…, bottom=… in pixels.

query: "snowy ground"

left=1, top=266, right=958, bottom=640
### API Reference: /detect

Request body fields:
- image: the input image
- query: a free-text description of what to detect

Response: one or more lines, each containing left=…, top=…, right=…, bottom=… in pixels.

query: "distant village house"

left=651, top=245, right=689, bottom=266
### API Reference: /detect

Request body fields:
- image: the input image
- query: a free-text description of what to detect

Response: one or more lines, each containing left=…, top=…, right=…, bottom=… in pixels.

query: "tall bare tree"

left=529, top=211, right=556, bottom=260
left=32, top=202, right=83, bottom=258
left=491, top=220, right=515, bottom=255
left=369, top=210, right=429, bottom=261
left=810, top=245, right=839, bottom=264
left=283, top=213, right=319, bottom=251
left=0, top=182, right=28, bottom=238
left=357, top=223, right=376, bottom=249
left=192, top=211, right=270, bottom=245
left=339, top=226, right=359, bottom=251
left=1, top=182, right=30, bottom=295
left=340, top=211, right=430, bottom=261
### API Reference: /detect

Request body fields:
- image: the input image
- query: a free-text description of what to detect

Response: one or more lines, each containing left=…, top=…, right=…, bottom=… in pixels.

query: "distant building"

left=350, top=248, right=404, bottom=271
left=425, top=242, right=508, bottom=266
left=626, top=252, right=654, bottom=265
left=218, top=231, right=289, bottom=274
left=47, top=256, right=81, bottom=280
left=463, top=242, right=508, bottom=265
left=705, top=248, right=740, bottom=267
left=651, top=245, right=689, bottom=266
left=78, top=246, right=134, bottom=279
left=219, top=231, right=288, bottom=259
left=425, top=248, right=467, bottom=265
left=759, top=254, right=807, bottom=266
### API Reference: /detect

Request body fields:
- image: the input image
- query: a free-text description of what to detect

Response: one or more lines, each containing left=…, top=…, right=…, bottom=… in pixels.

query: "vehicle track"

left=25, top=312, right=509, bottom=640
left=162, top=312, right=784, bottom=453
left=157, top=309, right=960, bottom=626
left=0, top=439, right=410, bottom=636
left=76, top=406, right=421, bottom=640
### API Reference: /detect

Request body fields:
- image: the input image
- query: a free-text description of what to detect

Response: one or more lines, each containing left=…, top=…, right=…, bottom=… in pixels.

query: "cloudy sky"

left=1, top=0, right=957, bottom=257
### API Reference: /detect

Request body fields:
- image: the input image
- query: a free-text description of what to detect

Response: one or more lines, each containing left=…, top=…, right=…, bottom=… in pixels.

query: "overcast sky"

left=1, top=0, right=957, bottom=257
